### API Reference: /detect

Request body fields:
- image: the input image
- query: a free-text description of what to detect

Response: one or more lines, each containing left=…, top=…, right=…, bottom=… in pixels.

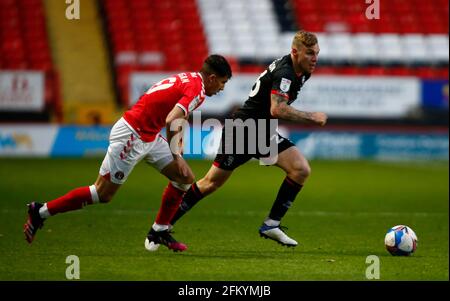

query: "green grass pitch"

left=0, top=158, right=448, bottom=280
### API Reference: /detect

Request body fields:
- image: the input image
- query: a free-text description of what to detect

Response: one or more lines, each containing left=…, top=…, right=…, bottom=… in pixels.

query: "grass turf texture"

left=0, top=158, right=448, bottom=280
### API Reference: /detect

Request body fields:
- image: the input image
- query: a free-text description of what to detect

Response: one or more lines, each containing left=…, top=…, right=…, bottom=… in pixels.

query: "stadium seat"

left=401, top=35, right=428, bottom=63
left=195, top=0, right=448, bottom=70
left=427, top=35, right=450, bottom=63
left=388, top=67, right=415, bottom=77
left=198, top=0, right=282, bottom=61
left=0, top=0, right=60, bottom=120
left=327, top=34, right=354, bottom=62
left=95, top=0, right=449, bottom=108
left=377, top=34, right=405, bottom=64
left=101, top=0, right=209, bottom=104
left=352, top=34, right=379, bottom=63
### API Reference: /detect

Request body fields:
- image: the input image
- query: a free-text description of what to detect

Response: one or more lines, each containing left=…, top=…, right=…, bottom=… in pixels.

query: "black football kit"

left=214, top=54, right=311, bottom=170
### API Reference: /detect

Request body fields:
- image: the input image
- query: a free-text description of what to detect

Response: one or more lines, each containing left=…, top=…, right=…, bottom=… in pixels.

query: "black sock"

left=268, top=177, right=303, bottom=221
left=170, top=182, right=204, bottom=225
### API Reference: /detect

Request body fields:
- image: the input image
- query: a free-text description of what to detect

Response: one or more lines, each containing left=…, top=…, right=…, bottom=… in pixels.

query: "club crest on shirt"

left=280, top=78, right=291, bottom=93
left=114, top=171, right=125, bottom=180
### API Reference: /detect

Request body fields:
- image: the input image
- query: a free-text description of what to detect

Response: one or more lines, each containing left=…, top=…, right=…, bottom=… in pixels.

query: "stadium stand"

left=96, top=0, right=448, bottom=105
left=197, top=0, right=448, bottom=74
left=44, top=0, right=117, bottom=125
left=291, top=0, right=449, bottom=34
left=1, top=0, right=448, bottom=121
left=0, top=0, right=61, bottom=121
left=101, top=0, right=209, bottom=106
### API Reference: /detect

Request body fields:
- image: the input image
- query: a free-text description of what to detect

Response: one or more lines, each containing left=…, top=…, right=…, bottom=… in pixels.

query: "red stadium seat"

left=414, top=67, right=438, bottom=79
left=292, top=0, right=448, bottom=34
left=364, top=67, right=388, bottom=76
left=98, top=0, right=449, bottom=107
left=388, top=67, right=414, bottom=77
left=240, top=65, right=266, bottom=73
left=313, top=66, right=338, bottom=75
left=101, top=0, right=210, bottom=104
left=339, top=66, right=360, bottom=75
left=436, top=68, right=449, bottom=79
left=0, top=0, right=59, bottom=119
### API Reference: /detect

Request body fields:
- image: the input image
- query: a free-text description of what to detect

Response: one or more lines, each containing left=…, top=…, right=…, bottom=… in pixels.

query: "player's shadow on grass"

left=148, top=248, right=424, bottom=259
left=169, top=249, right=299, bottom=260
left=298, top=249, right=425, bottom=258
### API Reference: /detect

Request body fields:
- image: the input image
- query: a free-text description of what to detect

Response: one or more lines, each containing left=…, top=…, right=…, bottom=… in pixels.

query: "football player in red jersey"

left=24, top=55, right=232, bottom=252
left=169, top=31, right=327, bottom=248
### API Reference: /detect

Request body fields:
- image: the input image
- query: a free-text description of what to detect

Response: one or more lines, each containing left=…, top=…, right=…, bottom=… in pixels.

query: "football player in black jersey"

left=168, top=31, right=327, bottom=248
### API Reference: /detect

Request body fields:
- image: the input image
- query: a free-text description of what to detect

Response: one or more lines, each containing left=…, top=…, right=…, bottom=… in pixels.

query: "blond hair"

left=292, top=31, right=318, bottom=49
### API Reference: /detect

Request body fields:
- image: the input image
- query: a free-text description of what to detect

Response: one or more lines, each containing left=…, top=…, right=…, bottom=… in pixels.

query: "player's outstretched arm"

left=166, top=106, right=188, bottom=156
left=270, top=94, right=327, bottom=126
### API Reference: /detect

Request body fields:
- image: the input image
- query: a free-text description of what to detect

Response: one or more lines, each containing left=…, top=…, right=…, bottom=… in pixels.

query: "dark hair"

left=201, top=54, right=232, bottom=78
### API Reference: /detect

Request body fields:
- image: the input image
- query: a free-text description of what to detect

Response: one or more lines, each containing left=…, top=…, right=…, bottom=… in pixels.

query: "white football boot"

left=259, top=223, right=298, bottom=247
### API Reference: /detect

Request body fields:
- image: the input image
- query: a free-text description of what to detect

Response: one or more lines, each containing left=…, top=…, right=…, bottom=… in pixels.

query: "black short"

left=213, top=123, right=295, bottom=171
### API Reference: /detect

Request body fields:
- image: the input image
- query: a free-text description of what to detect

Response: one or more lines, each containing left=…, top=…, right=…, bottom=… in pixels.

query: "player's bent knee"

left=94, top=177, right=120, bottom=204
left=303, top=164, right=312, bottom=178
left=288, top=165, right=311, bottom=182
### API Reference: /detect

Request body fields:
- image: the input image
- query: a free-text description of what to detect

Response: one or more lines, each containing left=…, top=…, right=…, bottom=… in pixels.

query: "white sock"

left=264, top=218, right=280, bottom=227
left=152, top=223, right=169, bottom=232
left=39, top=203, right=51, bottom=219
left=89, top=185, right=99, bottom=203
left=170, top=181, right=191, bottom=192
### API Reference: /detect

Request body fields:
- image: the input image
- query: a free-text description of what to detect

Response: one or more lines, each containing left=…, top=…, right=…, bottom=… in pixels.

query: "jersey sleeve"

left=271, top=68, right=296, bottom=100
left=176, top=81, right=202, bottom=116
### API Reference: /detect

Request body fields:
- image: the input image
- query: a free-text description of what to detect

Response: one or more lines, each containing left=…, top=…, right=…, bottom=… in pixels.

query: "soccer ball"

left=384, top=225, right=418, bottom=256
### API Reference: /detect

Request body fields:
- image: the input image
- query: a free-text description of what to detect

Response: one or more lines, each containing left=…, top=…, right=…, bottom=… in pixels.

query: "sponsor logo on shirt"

left=188, top=96, right=200, bottom=112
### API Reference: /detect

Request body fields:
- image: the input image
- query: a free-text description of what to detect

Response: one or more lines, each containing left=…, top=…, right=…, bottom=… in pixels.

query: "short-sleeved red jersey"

left=123, top=72, right=205, bottom=142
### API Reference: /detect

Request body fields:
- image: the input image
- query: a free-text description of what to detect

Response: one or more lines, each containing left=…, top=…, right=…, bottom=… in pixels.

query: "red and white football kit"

left=27, top=72, right=209, bottom=245
left=100, top=72, right=205, bottom=184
